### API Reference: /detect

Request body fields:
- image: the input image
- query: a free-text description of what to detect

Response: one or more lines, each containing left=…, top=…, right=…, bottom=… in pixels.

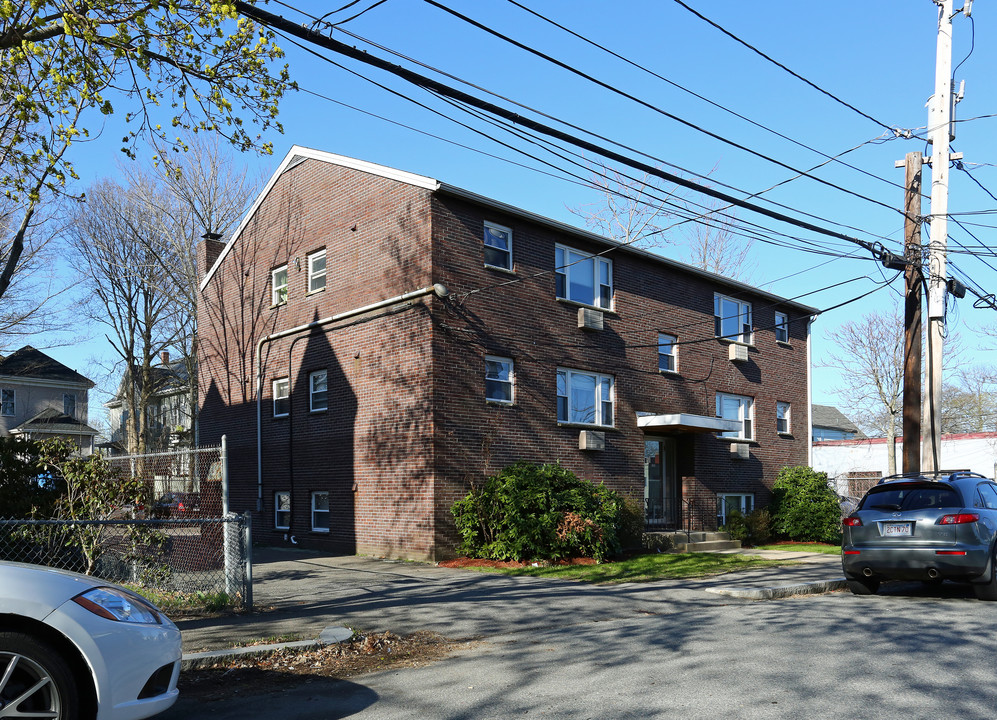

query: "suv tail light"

left=842, top=516, right=862, bottom=527
left=937, top=513, right=980, bottom=525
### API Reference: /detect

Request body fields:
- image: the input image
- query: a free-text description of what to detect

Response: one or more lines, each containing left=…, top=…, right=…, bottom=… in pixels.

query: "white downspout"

left=254, top=283, right=450, bottom=511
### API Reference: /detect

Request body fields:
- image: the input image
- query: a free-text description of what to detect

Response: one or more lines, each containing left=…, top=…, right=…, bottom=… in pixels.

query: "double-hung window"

left=271, top=265, right=288, bottom=306
left=777, top=401, right=791, bottom=434
left=716, top=392, right=753, bottom=440
left=557, top=368, right=614, bottom=426
left=310, top=370, right=328, bottom=412
left=718, top=494, right=754, bottom=524
left=0, top=388, right=12, bottom=416
left=311, top=491, right=330, bottom=532
left=484, top=222, right=513, bottom=271
left=555, top=245, right=612, bottom=309
left=63, top=393, right=76, bottom=419
left=658, top=334, right=678, bottom=373
left=275, top=491, right=291, bottom=529
left=308, top=250, right=326, bottom=293
left=485, top=356, right=514, bottom=404
left=273, top=378, right=290, bottom=417
left=714, top=293, right=752, bottom=344
left=774, top=311, right=789, bottom=343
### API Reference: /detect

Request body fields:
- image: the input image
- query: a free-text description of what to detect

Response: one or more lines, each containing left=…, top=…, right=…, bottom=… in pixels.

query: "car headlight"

left=73, top=587, right=162, bottom=624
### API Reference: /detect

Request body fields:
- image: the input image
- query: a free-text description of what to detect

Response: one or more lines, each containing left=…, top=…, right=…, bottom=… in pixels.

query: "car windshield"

left=860, top=485, right=962, bottom=512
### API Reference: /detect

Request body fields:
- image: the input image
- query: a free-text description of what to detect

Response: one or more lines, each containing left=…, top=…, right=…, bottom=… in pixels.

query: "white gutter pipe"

left=254, top=283, right=449, bottom=511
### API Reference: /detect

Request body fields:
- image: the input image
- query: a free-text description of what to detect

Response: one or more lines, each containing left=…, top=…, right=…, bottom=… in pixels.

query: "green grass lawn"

left=752, top=543, right=842, bottom=555
left=471, top=552, right=795, bottom=584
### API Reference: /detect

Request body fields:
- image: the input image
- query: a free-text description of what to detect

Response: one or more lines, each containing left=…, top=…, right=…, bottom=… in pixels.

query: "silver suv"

left=841, top=472, right=997, bottom=599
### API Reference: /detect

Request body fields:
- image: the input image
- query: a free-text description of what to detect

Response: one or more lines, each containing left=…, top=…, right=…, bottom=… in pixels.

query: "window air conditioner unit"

left=728, top=343, right=749, bottom=362
left=577, top=307, right=604, bottom=331
left=579, top=430, right=606, bottom=451
left=730, top=442, right=750, bottom=460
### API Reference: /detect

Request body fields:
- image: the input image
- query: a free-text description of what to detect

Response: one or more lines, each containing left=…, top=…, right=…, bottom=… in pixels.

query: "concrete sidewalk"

left=175, top=547, right=846, bottom=654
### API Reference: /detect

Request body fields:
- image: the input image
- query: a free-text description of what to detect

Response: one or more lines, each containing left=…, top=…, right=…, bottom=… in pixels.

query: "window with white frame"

left=555, top=245, right=613, bottom=309
left=484, top=222, right=513, bottom=271
left=63, top=393, right=76, bottom=419
left=0, top=388, right=12, bottom=416
left=271, top=265, right=288, bottom=306
left=775, top=311, right=789, bottom=343
left=557, top=368, right=614, bottom=426
left=311, top=491, right=330, bottom=532
left=717, top=493, right=754, bottom=525
left=273, top=378, right=290, bottom=417
left=658, top=333, right=678, bottom=373
left=714, top=293, right=752, bottom=344
left=275, top=491, right=291, bottom=529
left=310, top=370, right=328, bottom=412
left=485, top=356, right=514, bottom=404
left=777, top=401, right=791, bottom=434
left=308, top=249, right=326, bottom=293
left=716, top=392, right=754, bottom=439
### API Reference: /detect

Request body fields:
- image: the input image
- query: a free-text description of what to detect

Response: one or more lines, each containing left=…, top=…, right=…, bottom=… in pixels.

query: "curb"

left=706, top=578, right=848, bottom=600
left=181, top=626, right=353, bottom=671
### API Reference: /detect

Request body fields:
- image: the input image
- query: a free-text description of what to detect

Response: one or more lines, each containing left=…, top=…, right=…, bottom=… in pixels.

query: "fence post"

left=220, top=436, right=238, bottom=596
left=242, top=511, right=253, bottom=610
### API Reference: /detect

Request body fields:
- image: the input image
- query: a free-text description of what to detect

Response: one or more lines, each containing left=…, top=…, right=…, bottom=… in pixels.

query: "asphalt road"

left=160, top=554, right=997, bottom=719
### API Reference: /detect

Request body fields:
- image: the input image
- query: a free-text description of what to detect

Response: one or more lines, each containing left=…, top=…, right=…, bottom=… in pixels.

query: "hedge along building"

left=197, top=146, right=816, bottom=561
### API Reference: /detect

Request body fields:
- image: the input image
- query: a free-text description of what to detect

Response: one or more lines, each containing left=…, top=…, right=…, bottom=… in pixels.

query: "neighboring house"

left=105, top=351, right=193, bottom=455
left=814, top=432, right=997, bottom=498
left=812, top=404, right=864, bottom=442
left=0, top=346, right=97, bottom=454
left=197, top=146, right=816, bottom=561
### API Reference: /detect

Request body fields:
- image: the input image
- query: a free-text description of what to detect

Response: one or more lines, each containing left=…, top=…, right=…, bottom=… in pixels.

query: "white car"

left=0, top=561, right=181, bottom=720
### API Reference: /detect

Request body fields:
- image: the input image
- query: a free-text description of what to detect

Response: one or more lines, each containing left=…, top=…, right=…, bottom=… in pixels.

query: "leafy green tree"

left=0, top=436, right=64, bottom=517
left=769, top=466, right=841, bottom=544
left=0, top=1, right=292, bottom=299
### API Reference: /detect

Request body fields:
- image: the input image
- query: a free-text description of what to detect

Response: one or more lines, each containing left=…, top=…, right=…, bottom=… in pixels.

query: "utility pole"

left=902, top=152, right=923, bottom=475
left=923, top=0, right=957, bottom=472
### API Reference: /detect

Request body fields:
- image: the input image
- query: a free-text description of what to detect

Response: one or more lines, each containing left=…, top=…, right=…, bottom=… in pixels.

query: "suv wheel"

left=975, top=547, right=997, bottom=601
left=847, top=577, right=879, bottom=595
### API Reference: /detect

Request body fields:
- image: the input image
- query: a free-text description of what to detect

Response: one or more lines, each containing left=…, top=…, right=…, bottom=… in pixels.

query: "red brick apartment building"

left=197, top=146, right=815, bottom=560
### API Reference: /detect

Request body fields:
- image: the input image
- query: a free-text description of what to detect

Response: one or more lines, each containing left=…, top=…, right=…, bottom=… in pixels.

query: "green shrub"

left=616, top=493, right=647, bottom=550
left=744, top=508, right=772, bottom=545
left=769, top=466, right=841, bottom=543
left=451, top=462, right=622, bottom=562
left=721, top=508, right=748, bottom=542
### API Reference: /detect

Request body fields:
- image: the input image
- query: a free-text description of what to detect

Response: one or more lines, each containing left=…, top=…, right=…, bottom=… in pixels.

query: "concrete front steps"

left=644, top=530, right=741, bottom=553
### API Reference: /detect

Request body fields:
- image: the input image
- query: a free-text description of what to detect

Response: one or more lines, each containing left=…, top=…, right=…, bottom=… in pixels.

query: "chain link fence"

left=0, top=440, right=254, bottom=609
left=0, top=515, right=252, bottom=607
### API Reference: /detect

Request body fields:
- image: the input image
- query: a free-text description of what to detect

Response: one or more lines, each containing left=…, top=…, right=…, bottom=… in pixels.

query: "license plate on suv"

left=882, top=522, right=912, bottom=537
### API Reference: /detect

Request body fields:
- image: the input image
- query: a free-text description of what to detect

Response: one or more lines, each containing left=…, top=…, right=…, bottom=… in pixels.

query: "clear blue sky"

left=31, top=0, right=997, bottom=428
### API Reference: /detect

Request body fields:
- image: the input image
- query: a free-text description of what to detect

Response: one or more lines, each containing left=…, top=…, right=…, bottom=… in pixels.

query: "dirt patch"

left=438, top=557, right=598, bottom=569
left=179, top=631, right=475, bottom=701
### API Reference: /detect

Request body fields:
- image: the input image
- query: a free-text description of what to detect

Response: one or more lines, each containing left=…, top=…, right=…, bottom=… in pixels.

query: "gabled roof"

left=11, top=407, right=98, bottom=436
left=199, top=146, right=818, bottom=314
left=0, top=346, right=94, bottom=388
left=106, top=360, right=191, bottom=407
left=812, top=404, right=862, bottom=433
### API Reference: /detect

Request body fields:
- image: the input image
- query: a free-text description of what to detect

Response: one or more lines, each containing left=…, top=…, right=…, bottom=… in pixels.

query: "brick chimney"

left=161, top=350, right=170, bottom=366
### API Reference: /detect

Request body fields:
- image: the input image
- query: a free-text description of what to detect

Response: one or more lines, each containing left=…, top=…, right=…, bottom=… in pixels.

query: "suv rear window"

left=859, top=485, right=962, bottom=512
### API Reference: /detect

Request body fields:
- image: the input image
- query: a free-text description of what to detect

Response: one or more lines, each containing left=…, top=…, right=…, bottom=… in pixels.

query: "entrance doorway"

left=644, top=437, right=678, bottom=527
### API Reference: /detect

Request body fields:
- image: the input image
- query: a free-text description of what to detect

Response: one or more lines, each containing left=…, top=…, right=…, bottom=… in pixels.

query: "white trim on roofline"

left=200, top=146, right=816, bottom=314
left=199, top=146, right=440, bottom=292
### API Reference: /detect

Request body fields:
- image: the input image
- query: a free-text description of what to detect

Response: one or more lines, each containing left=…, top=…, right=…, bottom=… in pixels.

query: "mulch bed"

left=437, top=557, right=598, bottom=569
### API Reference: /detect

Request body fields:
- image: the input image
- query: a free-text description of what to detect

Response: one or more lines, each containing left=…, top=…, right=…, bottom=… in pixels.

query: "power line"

left=418, top=0, right=904, bottom=216
left=503, top=0, right=907, bottom=194
left=669, top=0, right=903, bottom=135
left=233, top=0, right=904, bottom=274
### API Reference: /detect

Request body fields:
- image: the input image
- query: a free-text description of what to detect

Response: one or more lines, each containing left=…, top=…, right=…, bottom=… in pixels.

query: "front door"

left=644, top=438, right=678, bottom=527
